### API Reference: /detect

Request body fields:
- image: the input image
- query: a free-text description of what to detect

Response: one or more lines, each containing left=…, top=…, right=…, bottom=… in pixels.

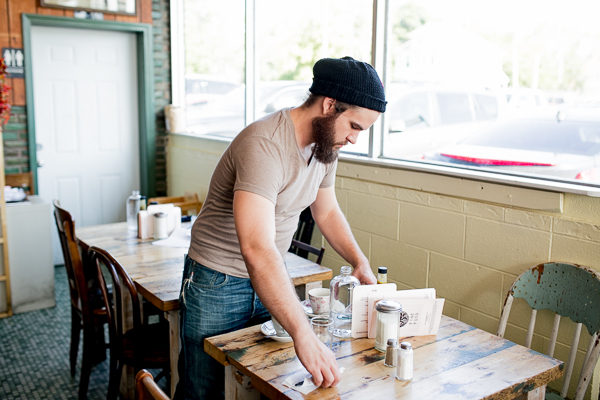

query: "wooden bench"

left=148, top=192, right=202, bottom=216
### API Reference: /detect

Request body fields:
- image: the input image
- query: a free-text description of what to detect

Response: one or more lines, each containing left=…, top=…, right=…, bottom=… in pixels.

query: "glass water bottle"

left=126, top=190, right=141, bottom=230
left=329, top=266, right=360, bottom=338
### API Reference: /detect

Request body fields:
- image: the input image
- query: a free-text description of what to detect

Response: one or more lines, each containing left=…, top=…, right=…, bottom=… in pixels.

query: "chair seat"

left=122, top=323, right=170, bottom=367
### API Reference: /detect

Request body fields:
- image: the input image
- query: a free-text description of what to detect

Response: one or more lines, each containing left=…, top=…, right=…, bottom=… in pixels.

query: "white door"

left=31, top=26, right=140, bottom=265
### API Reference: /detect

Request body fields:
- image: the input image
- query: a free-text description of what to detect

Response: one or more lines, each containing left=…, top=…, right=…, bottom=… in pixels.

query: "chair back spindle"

left=91, top=247, right=144, bottom=368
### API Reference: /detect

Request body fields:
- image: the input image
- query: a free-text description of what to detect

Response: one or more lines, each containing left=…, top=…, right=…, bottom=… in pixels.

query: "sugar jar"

left=374, top=300, right=402, bottom=352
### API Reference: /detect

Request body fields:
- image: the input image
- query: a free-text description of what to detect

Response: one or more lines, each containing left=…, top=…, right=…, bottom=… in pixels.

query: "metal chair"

left=289, top=207, right=324, bottom=263
left=497, top=262, right=600, bottom=400
left=135, top=370, right=169, bottom=400
left=290, top=239, right=325, bottom=265
left=53, top=200, right=108, bottom=399
left=89, top=246, right=170, bottom=400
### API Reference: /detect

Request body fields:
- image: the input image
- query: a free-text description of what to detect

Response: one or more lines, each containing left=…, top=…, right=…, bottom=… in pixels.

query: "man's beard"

left=311, top=114, right=346, bottom=164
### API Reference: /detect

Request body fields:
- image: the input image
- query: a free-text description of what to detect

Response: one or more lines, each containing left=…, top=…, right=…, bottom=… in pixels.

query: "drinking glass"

left=311, top=316, right=333, bottom=348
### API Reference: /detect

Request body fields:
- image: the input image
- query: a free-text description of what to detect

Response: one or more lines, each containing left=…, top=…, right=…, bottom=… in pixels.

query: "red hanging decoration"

left=0, top=58, right=12, bottom=125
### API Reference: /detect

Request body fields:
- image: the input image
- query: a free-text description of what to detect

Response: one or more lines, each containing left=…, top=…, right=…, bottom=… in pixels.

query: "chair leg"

left=78, top=333, right=94, bottom=400
left=107, top=361, right=123, bottom=400
left=70, top=308, right=82, bottom=378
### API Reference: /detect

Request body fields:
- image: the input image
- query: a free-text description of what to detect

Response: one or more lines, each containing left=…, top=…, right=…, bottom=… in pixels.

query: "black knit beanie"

left=309, top=56, right=387, bottom=113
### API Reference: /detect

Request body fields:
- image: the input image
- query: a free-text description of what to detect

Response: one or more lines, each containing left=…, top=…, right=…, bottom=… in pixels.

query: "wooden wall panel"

left=0, top=1, right=10, bottom=48
left=11, top=78, right=25, bottom=106
left=140, top=0, right=152, bottom=24
left=35, top=6, right=65, bottom=16
left=115, top=14, right=139, bottom=23
left=6, top=0, right=35, bottom=106
left=0, top=0, right=12, bottom=105
left=1, top=0, right=152, bottom=105
left=8, top=0, right=37, bottom=48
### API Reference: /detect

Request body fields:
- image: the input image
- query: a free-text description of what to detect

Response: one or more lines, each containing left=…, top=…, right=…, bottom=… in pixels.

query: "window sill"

left=170, top=132, right=600, bottom=213
left=337, top=154, right=585, bottom=212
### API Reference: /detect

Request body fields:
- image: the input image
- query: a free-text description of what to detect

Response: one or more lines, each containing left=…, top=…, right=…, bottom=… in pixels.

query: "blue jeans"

left=174, top=255, right=270, bottom=399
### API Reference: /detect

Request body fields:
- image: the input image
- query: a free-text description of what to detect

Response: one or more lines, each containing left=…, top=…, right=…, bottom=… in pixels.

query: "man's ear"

left=322, top=97, right=337, bottom=115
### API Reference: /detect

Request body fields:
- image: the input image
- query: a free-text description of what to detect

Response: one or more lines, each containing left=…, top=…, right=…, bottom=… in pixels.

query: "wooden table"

left=205, top=315, right=564, bottom=400
left=77, top=222, right=333, bottom=399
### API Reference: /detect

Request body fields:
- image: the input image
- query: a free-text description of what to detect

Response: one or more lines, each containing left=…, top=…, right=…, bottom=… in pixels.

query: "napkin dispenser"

left=138, top=204, right=182, bottom=239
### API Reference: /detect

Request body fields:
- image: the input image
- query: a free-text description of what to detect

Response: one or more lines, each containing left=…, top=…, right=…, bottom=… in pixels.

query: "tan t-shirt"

left=188, top=108, right=337, bottom=278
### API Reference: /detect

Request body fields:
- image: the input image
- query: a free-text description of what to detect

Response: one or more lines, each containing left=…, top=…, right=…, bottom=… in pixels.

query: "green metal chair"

left=497, top=262, right=600, bottom=400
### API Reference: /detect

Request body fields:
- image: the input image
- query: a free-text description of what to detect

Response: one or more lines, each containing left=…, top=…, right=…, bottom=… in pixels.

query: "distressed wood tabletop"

left=205, top=315, right=564, bottom=400
left=77, top=222, right=333, bottom=312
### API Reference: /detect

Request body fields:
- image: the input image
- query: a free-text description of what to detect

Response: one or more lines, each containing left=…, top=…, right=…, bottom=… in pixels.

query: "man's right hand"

left=293, top=332, right=341, bottom=388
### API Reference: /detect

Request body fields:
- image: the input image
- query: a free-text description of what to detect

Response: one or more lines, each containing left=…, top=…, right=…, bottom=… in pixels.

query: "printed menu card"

left=351, top=284, right=445, bottom=338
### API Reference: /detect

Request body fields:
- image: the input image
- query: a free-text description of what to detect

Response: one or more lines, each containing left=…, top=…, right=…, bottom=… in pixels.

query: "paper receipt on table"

left=283, top=367, right=346, bottom=395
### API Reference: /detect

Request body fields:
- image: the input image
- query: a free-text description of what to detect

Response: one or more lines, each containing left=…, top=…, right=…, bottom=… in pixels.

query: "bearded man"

left=175, top=56, right=387, bottom=400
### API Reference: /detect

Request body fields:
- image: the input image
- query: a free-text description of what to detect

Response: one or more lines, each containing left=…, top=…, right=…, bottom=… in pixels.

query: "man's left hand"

left=352, top=262, right=376, bottom=285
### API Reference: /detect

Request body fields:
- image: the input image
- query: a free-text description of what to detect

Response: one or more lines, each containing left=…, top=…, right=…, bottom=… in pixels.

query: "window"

left=179, top=0, right=600, bottom=190
left=183, top=0, right=245, bottom=138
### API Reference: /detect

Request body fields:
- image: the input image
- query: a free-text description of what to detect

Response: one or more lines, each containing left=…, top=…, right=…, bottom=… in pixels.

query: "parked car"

left=502, top=88, right=549, bottom=109
left=186, top=81, right=310, bottom=137
left=185, top=74, right=240, bottom=107
left=423, top=108, right=600, bottom=183
left=383, top=84, right=507, bottom=158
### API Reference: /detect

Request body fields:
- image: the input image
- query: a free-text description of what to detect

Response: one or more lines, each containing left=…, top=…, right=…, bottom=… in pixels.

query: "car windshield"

left=460, top=119, right=600, bottom=156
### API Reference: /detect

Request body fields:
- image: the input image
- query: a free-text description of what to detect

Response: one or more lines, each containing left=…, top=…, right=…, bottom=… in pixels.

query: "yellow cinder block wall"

left=167, top=134, right=600, bottom=400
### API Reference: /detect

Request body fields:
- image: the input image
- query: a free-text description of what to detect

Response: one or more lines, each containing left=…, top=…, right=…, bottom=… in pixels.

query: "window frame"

left=171, top=0, right=600, bottom=198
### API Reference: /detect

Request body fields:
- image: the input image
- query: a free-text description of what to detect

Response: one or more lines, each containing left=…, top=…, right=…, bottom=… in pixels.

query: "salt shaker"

left=374, top=300, right=402, bottom=352
left=396, top=341, right=413, bottom=381
left=153, top=212, right=168, bottom=240
left=384, top=338, right=398, bottom=367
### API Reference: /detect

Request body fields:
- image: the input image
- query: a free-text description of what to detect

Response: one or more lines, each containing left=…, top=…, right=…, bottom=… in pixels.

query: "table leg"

left=224, top=365, right=261, bottom=400
left=525, top=384, right=545, bottom=400
left=166, top=311, right=180, bottom=399
left=295, top=281, right=322, bottom=301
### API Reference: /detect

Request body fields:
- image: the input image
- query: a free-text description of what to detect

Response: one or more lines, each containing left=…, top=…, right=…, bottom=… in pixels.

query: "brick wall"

left=1, top=0, right=171, bottom=196
left=2, top=106, right=28, bottom=174
left=152, top=0, right=171, bottom=196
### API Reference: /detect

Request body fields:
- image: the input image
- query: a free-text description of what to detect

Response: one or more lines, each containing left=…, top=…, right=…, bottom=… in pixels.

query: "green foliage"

left=392, top=3, right=429, bottom=44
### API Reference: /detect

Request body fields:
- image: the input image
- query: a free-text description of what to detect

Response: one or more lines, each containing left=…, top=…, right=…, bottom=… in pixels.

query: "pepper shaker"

left=384, top=338, right=398, bottom=367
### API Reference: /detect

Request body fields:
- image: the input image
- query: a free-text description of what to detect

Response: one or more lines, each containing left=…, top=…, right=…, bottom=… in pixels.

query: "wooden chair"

left=5, top=172, right=34, bottom=194
left=497, top=262, right=600, bottom=400
left=147, top=191, right=202, bottom=216
left=136, top=370, right=169, bottom=400
left=89, top=246, right=170, bottom=400
left=53, top=200, right=108, bottom=399
left=290, top=239, right=325, bottom=265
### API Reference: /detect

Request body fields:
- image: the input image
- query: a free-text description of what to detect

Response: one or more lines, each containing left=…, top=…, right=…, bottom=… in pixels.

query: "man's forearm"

left=241, top=243, right=311, bottom=338
left=316, top=208, right=368, bottom=268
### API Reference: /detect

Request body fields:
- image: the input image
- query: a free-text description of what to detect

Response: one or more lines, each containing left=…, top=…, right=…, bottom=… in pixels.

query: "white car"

left=383, top=84, right=507, bottom=159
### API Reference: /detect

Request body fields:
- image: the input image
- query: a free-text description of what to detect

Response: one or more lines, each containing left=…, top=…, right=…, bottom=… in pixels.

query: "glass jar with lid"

left=374, top=300, right=402, bottom=352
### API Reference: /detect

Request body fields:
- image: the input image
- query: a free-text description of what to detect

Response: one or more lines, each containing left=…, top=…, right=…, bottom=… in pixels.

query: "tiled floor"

left=0, top=266, right=167, bottom=399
